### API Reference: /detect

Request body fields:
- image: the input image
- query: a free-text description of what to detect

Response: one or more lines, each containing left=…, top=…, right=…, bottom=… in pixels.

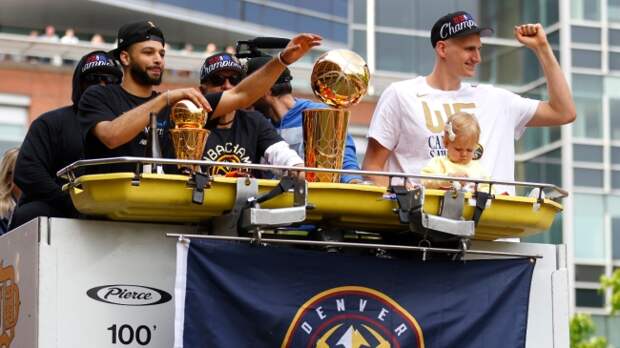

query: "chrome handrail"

left=57, top=156, right=569, bottom=198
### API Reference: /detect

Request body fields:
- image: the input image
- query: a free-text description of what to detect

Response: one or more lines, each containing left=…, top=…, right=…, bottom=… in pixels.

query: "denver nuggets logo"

left=281, top=286, right=424, bottom=348
left=209, top=154, right=241, bottom=176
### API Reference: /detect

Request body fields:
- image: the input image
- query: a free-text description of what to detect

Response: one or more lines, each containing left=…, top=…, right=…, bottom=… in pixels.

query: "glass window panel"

left=613, top=216, right=620, bottom=259
left=573, top=74, right=603, bottom=138
left=515, top=149, right=562, bottom=188
left=610, top=29, right=620, bottom=46
left=576, top=289, right=605, bottom=308
left=613, top=147, right=620, bottom=164
left=572, top=0, right=601, bottom=20
left=479, top=45, right=541, bottom=85
left=376, top=0, right=414, bottom=28
left=573, top=97, right=603, bottom=138
left=610, top=52, right=620, bottom=71
left=574, top=74, right=603, bottom=96
left=606, top=76, right=620, bottom=99
left=574, top=194, right=605, bottom=260
left=574, top=168, right=604, bottom=187
left=575, top=265, right=605, bottom=282
left=573, top=144, right=604, bottom=162
left=479, top=1, right=558, bottom=38
left=353, top=0, right=366, bottom=24
left=572, top=26, right=601, bottom=44
left=376, top=32, right=414, bottom=73
left=352, top=30, right=366, bottom=60
left=612, top=171, right=620, bottom=189
left=610, top=99, right=620, bottom=140
left=610, top=0, right=620, bottom=22
left=572, top=49, right=602, bottom=69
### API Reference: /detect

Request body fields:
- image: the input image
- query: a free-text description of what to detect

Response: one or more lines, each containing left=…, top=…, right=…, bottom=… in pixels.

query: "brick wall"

left=0, top=63, right=376, bottom=127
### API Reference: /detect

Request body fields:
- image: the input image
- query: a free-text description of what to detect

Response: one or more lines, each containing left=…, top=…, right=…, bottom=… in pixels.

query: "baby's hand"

left=448, top=172, right=469, bottom=187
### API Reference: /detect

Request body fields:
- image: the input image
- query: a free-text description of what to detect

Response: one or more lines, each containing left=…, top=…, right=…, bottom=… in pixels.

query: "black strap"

left=191, top=172, right=211, bottom=204
left=390, top=186, right=423, bottom=224
left=254, top=176, right=296, bottom=204
left=472, top=191, right=491, bottom=226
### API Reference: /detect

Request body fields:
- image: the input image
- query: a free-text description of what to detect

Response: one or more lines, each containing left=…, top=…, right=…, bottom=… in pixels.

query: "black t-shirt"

left=78, top=84, right=221, bottom=173
left=13, top=105, right=82, bottom=215
left=203, top=110, right=282, bottom=176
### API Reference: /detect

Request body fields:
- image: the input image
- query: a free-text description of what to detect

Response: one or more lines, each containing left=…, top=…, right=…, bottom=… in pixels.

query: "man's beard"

left=130, top=63, right=162, bottom=86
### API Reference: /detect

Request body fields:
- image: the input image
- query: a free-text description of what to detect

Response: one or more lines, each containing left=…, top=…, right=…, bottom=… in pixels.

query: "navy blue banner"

left=175, top=240, right=534, bottom=348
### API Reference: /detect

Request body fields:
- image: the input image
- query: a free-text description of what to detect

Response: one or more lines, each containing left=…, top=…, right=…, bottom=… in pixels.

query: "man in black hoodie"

left=10, top=51, right=122, bottom=229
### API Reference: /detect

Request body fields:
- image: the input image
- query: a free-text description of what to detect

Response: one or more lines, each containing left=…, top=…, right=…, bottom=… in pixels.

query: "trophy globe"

left=169, top=100, right=209, bottom=173
left=303, top=49, right=370, bottom=182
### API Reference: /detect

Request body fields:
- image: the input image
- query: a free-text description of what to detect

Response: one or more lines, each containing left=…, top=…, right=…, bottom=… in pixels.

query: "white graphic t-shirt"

left=368, top=76, right=539, bottom=194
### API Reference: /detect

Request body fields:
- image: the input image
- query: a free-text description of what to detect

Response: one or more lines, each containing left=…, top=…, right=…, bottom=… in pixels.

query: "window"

left=374, top=33, right=434, bottom=75
left=0, top=94, right=28, bottom=155
left=479, top=45, right=541, bottom=85
left=572, top=26, right=601, bottom=44
left=572, top=49, right=602, bottom=69
left=572, top=0, right=601, bottom=20
left=574, top=194, right=605, bottom=261
left=352, top=30, right=366, bottom=61
left=576, top=289, right=605, bottom=308
left=573, top=74, right=603, bottom=139
left=574, top=144, right=603, bottom=162
left=575, top=265, right=605, bottom=282
left=574, top=168, right=604, bottom=187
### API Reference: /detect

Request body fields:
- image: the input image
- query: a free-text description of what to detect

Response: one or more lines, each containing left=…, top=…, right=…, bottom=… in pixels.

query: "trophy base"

left=170, top=128, right=209, bottom=173
left=303, top=108, right=350, bottom=183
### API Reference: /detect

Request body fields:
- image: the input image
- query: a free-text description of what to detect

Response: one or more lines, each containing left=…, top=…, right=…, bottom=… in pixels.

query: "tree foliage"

left=570, top=313, right=608, bottom=348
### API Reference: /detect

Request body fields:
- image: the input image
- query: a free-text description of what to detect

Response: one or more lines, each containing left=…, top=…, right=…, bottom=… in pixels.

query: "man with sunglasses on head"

left=78, top=20, right=321, bottom=174
left=10, top=50, right=122, bottom=230
left=198, top=53, right=303, bottom=176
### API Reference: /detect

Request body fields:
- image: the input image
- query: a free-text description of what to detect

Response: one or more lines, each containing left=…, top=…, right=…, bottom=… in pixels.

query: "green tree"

left=570, top=313, right=608, bottom=348
left=600, top=269, right=620, bottom=315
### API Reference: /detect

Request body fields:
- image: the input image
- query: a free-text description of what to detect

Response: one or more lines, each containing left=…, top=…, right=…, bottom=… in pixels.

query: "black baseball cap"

left=110, top=21, right=165, bottom=59
left=200, top=53, right=243, bottom=83
left=430, top=11, right=493, bottom=48
left=245, top=55, right=292, bottom=85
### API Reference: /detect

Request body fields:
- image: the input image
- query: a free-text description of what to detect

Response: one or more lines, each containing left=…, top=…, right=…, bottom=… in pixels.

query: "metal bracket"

left=421, top=214, right=475, bottom=238
left=440, top=189, right=465, bottom=220
left=211, top=178, right=258, bottom=236
left=241, top=176, right=308, bottom=229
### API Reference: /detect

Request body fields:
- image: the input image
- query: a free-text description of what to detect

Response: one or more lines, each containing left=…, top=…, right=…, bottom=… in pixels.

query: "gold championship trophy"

left=304, top=49, right=370, bottom=182
left=169, top=100, right=209, bottom=173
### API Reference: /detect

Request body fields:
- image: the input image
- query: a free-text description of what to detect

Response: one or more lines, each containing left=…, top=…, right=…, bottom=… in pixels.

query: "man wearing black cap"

left=78, top=20, right=321, bottom=173
left=198, top=53, right=303, bottom=176
left=10, top=50, right=122, bottom=229
left=246, top=56, right=363, bottom=183
left=363, top=11, right=576, bottom=194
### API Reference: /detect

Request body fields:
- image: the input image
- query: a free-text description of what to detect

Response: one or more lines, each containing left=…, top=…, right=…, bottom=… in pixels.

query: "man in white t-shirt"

left=363, top=11, right=576, bottom=194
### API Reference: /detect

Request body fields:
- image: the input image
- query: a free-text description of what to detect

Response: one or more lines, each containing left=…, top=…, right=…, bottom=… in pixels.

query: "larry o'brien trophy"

left=169, top=100, right=209, bottom=173
left=304, top=49, right=370, bottom=182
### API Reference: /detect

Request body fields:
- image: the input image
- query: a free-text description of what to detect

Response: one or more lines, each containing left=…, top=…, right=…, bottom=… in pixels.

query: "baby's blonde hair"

left=444, top=112, right=480, bottom=143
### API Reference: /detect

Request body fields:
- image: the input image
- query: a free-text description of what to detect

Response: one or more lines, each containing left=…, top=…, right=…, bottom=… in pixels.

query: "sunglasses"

left=207, top=74, right=242, bottom=86
left=84, top=74, right=121, bottom=84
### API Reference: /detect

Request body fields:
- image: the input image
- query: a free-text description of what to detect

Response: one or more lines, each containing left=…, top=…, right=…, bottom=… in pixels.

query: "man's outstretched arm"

left=214, top=33, right=322, bottom=117
left=515, top=23, right=576, bottom=127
